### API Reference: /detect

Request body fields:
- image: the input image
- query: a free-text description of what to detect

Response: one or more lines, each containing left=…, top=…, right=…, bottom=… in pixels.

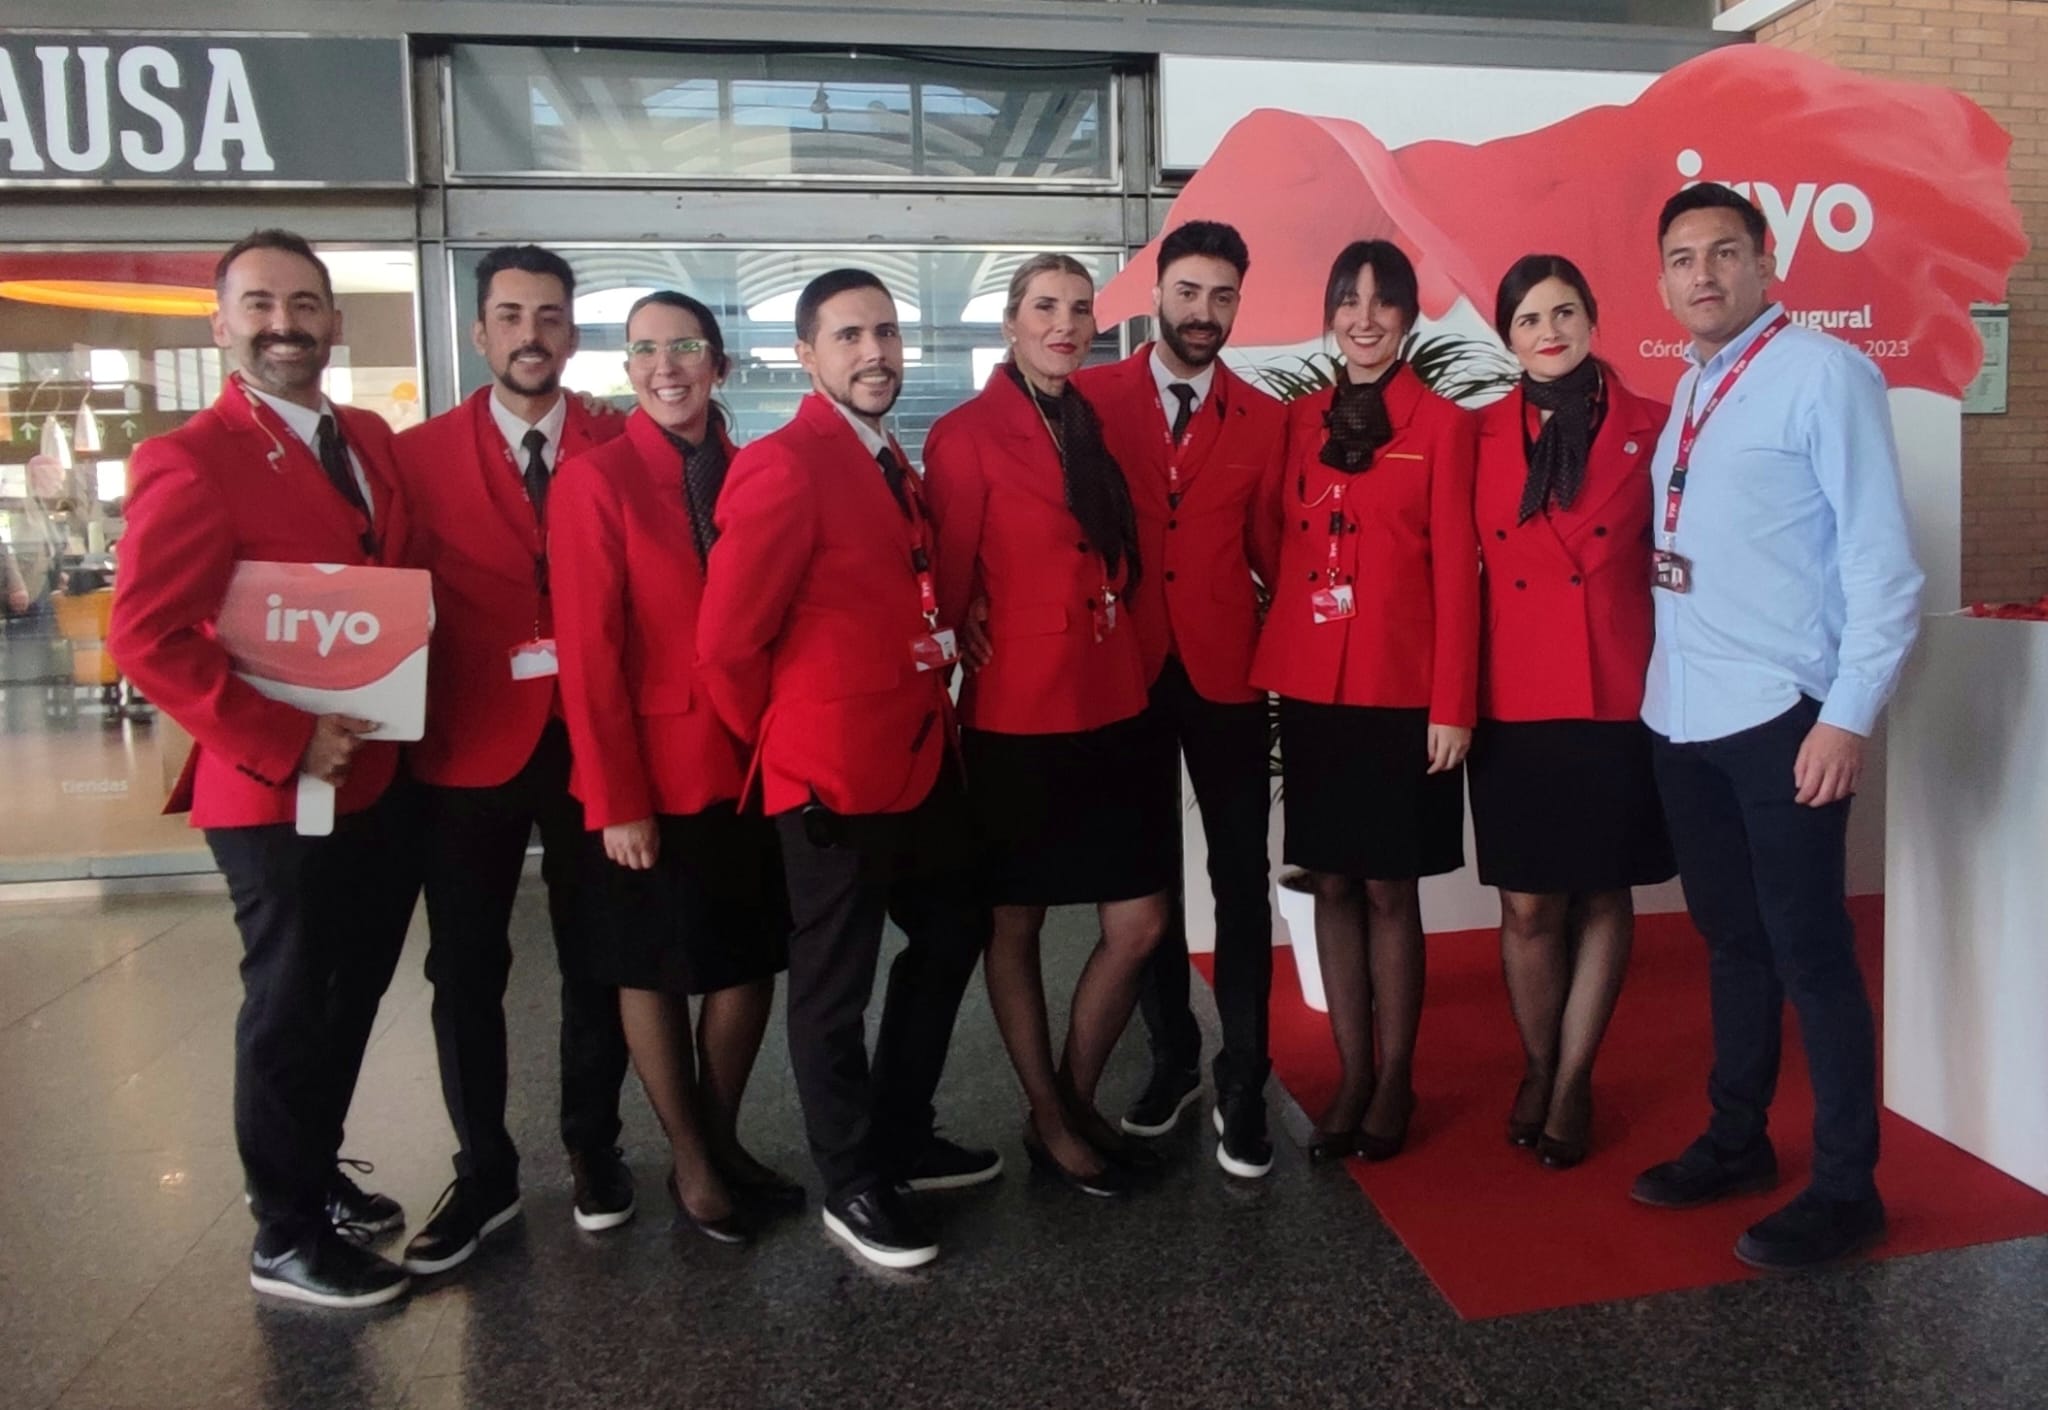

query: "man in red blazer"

left=109, top=231, right=421, bottom=1310
left=1071, top=221, right=1287, bottom=1179
left=391, top=246, right=634, bottom=1275
left=697, top=269, right=998, bottom=1270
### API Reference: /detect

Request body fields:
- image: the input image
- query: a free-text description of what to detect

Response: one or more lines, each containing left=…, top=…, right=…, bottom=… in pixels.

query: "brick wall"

left=1734, top=0, right=2047, bottom=603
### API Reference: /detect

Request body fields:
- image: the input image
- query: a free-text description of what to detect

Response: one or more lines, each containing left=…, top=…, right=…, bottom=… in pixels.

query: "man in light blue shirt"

left=1629, top=183, right=1923, bottom=1273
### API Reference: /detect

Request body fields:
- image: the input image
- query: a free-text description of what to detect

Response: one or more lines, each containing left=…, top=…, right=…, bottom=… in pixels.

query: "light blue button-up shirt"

left=1642, top=302, right=1924, bottom=744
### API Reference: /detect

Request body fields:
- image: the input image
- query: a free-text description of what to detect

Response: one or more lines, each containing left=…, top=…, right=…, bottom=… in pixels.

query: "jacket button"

left=1307, top=571, right=1318, bottom=582
left=1495, top=529, right=1507, bottom=540
left=1515, top=579, right=1527, bottom=590
left=1347, top=523, right=1358, bottom=534
left=1594, top=526, right=1608, bottom=537
left=1299, top=519, right=1309, bottom=531
left=1165, top=570, right=1177, bottom=583
left=1076, top=541, right=1089, bottom=552
left=1571, top=575, right=1582, bottom=585
left=1168, top=519, right=1178, bottom=530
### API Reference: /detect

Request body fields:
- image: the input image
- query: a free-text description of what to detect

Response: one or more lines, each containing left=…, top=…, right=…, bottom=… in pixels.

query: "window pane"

left=452, top=246, right=1121, bottom=464
left=449, top=45, right=1117, bottom=183
left=1157, top=0, right=1710, bottom=18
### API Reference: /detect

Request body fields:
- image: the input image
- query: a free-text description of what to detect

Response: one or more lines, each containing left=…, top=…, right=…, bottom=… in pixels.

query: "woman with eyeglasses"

left=550, top=291, right=797, bottom=1244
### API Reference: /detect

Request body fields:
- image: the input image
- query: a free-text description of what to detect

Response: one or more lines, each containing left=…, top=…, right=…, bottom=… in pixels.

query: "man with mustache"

left=391, top=245, right=635, bottom=1275
left=109, top=230, right=422, bottom=1307
left=1630, top=184, right=1924, bottom=1271
left=1071, top=222, right=1287, bottom=1179
left=697, top=269, right=998, bottom=1268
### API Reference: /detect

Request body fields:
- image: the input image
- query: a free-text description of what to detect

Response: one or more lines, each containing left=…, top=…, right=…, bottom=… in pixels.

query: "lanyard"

left=892, top=440, right=942, bottom=631
left=498, top=434, right=552, bottom=637
left=1028, top=381, right=1119, bottom=614
left=1662, top=311, right=1790, bottom=542
left=1322, top=481, right=1348, bottom=585
left=1153, top=385, right=1205, bottom=504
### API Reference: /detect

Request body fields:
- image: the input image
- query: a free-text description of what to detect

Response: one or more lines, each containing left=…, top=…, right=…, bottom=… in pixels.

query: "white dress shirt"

left=826, top=395, right=895, bottom=464
left=1149, top=347, right=1217, bottom=435
left=489, top=391, right=569, bottom=474
left=247, top=384, right=373, bottom=519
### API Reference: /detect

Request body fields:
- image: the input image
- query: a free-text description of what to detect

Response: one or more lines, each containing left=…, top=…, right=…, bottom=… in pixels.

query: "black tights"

left=1498, top=889, right=1633, bottom=1142
left=1310, top=872, right=1425, bottom=1141
left=618, top=978, right=777, bottom=1221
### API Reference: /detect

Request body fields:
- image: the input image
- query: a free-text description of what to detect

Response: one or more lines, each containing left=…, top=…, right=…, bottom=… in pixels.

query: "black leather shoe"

left=1537, top=1084, right=1593, bottom=1171
left=1307, top=1129, right=1361, bottom=1163
left=401, top=1177, right=521, bottom=1275
left=1356, top=1088, right=1415, bottom=1163
left=1507, top=1069, right=1550, bottom=1149
left=328, top=1159, right=403, bottom=1239
left=1631, top=1136, right=1779, bottom=1209
left=822, top=1186, right=937, bottom=1269
left=1213, top=1094, right=1273, bottom=1179
left=570, top=1147, right=637, bottom=1232
left=665, top=1172, right=752, bottom=1246
left=897, top=1132, right=1004, bottom=1192
left=1021, top=1123, right=1127, bottom=1198
left=1120, top=1064, right=1201, bottom=1138
left=250, top=1228, right=410, bottom=1309
left=1735, top=1189, right=1886, bottom=1271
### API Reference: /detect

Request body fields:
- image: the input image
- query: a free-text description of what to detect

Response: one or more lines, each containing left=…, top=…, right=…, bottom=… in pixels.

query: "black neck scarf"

left=1517, top=357, right=1605, bottom=524
left=1004, top=361, right=1142, bottom=598
left=1320, top=363, right=1402, bottom=474
left=663, top=413, right=730, bottom=568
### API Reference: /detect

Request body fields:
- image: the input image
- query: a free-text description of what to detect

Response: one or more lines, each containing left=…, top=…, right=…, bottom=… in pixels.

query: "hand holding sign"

left=300, top=714, right=379, bottom=787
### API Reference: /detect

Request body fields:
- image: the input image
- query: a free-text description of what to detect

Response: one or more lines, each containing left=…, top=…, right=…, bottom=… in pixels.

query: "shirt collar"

left=245, top=384, right=335, bottom=452
left=1693, top=301, right=1788, bottom=380
left=1150, top=346, right=1217, bottom=410
left=825, top=396, right=892, bottom=459
left=488, top=390, right=569, bottom=464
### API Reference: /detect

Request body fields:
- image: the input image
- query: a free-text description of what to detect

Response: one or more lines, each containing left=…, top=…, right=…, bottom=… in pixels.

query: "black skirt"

left=580, top=803, right=789, bottom=995
left=961, top=711, right=1179, bottom=908
left=1278, top=698, right=1464, bottom=880
left=1467, top=718, right=1676, bottom=894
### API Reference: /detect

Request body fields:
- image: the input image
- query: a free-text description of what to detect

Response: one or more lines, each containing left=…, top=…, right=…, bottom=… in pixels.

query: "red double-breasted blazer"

left=1071, top=346, right=1285, bottom=705
left=1474, top=370, right=1667, bottom=722
left=109, top=376, right=413, bottom=828
left=395, top=389, right=623, bottom=788
left=923, top=371, right=1148, bottom=735
left=695, top=394, right=957, bottom=817
left=1250, top=364, right=1481, bottom=726
left=547, top=411, right=748, bottom=829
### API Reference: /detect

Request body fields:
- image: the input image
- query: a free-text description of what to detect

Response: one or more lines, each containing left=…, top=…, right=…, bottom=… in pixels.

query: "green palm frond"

left=1253, top=334, right=1518, bottom=407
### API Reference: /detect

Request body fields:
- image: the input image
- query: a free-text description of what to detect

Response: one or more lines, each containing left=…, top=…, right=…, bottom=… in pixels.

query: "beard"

left=1158, top=314, right=1226, bottom=370
left=243, top=334, right=328, bottom=395
left=495, top=344, right=563, bottom=397
left=827, top=367, right=903, bottom=421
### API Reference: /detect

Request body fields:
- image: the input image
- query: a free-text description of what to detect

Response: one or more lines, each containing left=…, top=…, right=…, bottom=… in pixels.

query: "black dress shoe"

left=1213, top=1094, right=1274, bottom=1179
left=1538, top=1086, right=1593, bottom=1170
left=1631, top=1136, right=1779, bottom=1209
left=250, top=1228, right=410, bottom=1310
left=822, top=1186, right=938, bottom=1269
left=570, top=1147, right=637, bottom=1232
left=1507, top=1069, right=1550, bottom=1149
left=1356, top=1089, right=1415, bottom=1163
left=1021, top=1124, right=1127, bottom=1198
left=1307, top=1129, right=1361, bottom=1163
left=401, top=1177, right=522, bottom=1275
left=1734, top=1189, right=1886, bottom=1271
left=665, top=1172, right=752, bottom=1246
left=327, top=1158, right=403, bottom=1239
left=1120, top=1064, right=1201, bottom=1138
left=897, top=1132, right=1004, bottom=1192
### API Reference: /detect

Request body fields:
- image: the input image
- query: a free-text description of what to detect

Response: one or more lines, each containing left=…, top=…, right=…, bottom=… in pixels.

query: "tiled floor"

left=3, top=887, right=2044, bottom=1410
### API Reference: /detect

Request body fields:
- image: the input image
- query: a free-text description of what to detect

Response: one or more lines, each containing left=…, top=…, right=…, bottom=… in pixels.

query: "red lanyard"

left=1322, top=481, right=1347, bottom=585
left=1662, top=311, right=1790, bottom=541
left=1154, top=386, right=1201, bottom=503
left=894, top=441, right=942, bottom=630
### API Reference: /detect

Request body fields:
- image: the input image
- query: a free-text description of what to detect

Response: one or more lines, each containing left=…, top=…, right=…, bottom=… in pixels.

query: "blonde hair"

left=1003, top=253, right=1094, bottom=323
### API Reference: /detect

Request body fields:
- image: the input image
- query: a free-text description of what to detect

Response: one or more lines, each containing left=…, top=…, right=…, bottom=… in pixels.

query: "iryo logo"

left=1677, top=149, right=1873, bottom=279
left=264, top=593, right=381, bottom=658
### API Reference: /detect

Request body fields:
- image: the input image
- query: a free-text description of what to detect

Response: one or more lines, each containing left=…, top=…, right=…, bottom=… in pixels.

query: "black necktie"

left=315, top=414, right=376, bottom=551
left=876, top=444, right=912, bottom=519
left=1167, top=382, right=1197, bottom=446
left=521, top=427, right=550, bottom=525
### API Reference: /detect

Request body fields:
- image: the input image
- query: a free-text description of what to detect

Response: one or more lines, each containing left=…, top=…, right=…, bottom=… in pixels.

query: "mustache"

left=254, top=333, right=317, bottom=353
left=1173, top=320, right=1223, bottom=338
left=509, top=343, right=553, bottom=365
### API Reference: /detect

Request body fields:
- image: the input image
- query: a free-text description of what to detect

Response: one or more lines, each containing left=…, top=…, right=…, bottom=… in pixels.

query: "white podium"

left=1885, top=613, right=2048, bottom=1195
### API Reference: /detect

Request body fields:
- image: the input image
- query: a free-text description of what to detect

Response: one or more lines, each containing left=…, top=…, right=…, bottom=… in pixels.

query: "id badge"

left=1651, top=549, right=1693, bottom=595
left=1091, top=597, right=1119, bottom=643
left=1310, top=584, right=1356, bottom=624
left=911, top=628, right=959, bottom=672
left=509, top=638, right=560, bottom=680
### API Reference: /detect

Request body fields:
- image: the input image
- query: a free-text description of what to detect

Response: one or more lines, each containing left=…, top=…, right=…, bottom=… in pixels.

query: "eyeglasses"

left=626, top=337, right=712, bottom=363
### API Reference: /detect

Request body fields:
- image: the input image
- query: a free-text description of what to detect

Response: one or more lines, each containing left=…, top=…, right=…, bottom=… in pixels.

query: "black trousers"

left=207, top=780, right=423, bottom=1249
left=420, top=719, right=628, bottom=1188
left=774, top=770, right=991, bottom=1200
left=1133, top=655, right=1275, bottom=1096
left=1651, top=696, right=1879, bottom=1201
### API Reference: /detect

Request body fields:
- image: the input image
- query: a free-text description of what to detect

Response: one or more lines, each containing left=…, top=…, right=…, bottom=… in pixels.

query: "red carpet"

left=1192, top=896, right=2048, bottom=1319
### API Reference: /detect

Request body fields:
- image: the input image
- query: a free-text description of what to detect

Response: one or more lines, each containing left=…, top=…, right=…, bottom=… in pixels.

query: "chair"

left=52, top=589, right=124, bottom=717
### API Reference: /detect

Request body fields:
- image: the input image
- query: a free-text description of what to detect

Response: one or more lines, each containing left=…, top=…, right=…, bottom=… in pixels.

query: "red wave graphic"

left=216, top=562, right=432, bottom=693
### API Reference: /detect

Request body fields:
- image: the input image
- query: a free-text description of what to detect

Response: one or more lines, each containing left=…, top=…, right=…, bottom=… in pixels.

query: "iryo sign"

left=1676, top=148, right=1873, bottom=279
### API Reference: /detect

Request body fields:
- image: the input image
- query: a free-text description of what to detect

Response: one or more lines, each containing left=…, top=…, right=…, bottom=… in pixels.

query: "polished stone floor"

left=3, top=887, right=2045, bottom=1410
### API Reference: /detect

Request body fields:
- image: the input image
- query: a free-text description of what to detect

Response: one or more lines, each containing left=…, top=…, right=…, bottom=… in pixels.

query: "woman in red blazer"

left=550, top=291, right=794, bottom=1242
left=1470, top=255, right=1676, bottom=1169
left=924, top=255, right=1173, bottom=1196
left=1249, top=240, right=1479, bottom=1163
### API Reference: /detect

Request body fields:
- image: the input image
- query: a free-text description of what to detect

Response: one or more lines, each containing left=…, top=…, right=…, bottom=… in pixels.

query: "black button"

left=1307, top=572, right=1318, bottom=582
left=1570, top=575, right=1582, bottom=585
left=1299, top=519, right=1310, bottom=531
left=1495, top=529, right=1507, bottom=540
left=1594, top=526, right=1608, bottom=537
left=1343, top=574, right=1354, bottom=584
left=1076, top=540, right=1089, bottom=552
left=1165, top=570, right=1177, bottom=583
left=1168, top=519, right=1178, bottom=530
left=1514, top=579, right=1527, bottom=590
left=1347, top=523, right=1358, bottom=534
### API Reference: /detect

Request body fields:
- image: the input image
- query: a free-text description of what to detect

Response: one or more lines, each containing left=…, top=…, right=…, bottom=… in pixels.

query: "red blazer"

left=696, top=394, right=957, bottom=817
left=395, top=389, right=623, bottom=788
left=924, top=372, right=1148, bottom=735
left=109, top=376, right=412, bottom=828
left=547, top=411, right=748, bottom=829
left=1475, top=370, right=1667, bottom=722
left=1071, top=346, right=1285, bottom=705
left=1251, top=364, right=1481, bottom=726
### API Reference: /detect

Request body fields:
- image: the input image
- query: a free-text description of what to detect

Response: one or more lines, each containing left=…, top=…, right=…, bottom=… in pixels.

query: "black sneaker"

left=1214, top=1092, right=1274, bottom=1179
left=401, top=1177, right=522, bottom=1275
left=250, top=1227, right=410, bottom=1310
left=897, top=1133, right=1003, bottom=1192
left=570, top=1147, right=636, bottom=1232
left=822, top=1186, right=938, bottom=1270
left=1631, top=1135, right=1779, bottom=1210
left=1121, top=1064, right=1201, bottom=1138
left=328, top=1159, right=404, bottom=1238
left=1735, top=1189, right=1887, bottom=1271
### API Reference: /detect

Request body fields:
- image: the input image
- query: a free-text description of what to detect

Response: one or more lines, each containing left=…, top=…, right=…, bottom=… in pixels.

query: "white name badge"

left=1310, top=584, right=1356, bottom=625
left=509, top=639, right=560, bottom=680
left=911, top=628, right=959, bottom=672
